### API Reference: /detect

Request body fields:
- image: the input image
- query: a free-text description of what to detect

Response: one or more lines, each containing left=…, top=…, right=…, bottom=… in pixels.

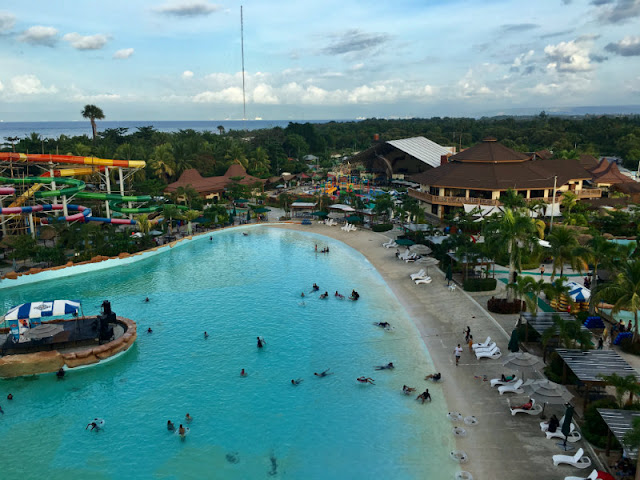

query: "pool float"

left=455, top=471, right=473, bottom=480
left=450, top=450, right=468, bottom=464
left=452, top=426, right=467, bottom=437
left=447, top=412, right=463, bottom=422
left=88, top=418, right=105, bottom=430
left=463, top=416, right=478, bottom=426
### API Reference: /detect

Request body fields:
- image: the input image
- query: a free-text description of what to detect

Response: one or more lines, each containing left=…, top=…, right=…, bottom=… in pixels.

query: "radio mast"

left=241, top=6, right=246, bottom=129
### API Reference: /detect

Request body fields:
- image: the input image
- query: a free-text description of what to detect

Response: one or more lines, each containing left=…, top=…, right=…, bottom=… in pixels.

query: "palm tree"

left=541, top=314, right=591, bottom=357
left=500, top=188, right=526, bottom=210
left=373, top=193, right=394, bottom=223
left=586, top=234, right=618, bottom=308
left=594, top=259, right=640, bottom=341
left=520, top=276, right=546, bottom=316
left=217, top=125, right=225, bottom=135
left=150, top=144, right=175, bottom=182
left=162, top=204, right=180, bottom=235
left=547, top=226, right=588, bottom=279
left=81, top=104, right=105, bottom=142
left=483, top=208, right=539, bottom=302
left=182, top=209, right=201, bottom=236
left=134, top=214, right=151, bottom=235
left=543, top=276, right=574, bottom=312
left=598, top=373, right=640, bottom=407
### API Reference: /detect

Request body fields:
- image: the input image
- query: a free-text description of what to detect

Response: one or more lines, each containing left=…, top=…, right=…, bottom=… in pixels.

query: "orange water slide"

left=0, top=153, right=145, bottom=169
left=40, top=167, right=105, bottom=177
left=8, top=183, right=43, bottom=208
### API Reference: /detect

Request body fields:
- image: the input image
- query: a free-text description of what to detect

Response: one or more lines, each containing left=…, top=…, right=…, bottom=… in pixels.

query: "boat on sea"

left=0, top=300, right=136, bottom=378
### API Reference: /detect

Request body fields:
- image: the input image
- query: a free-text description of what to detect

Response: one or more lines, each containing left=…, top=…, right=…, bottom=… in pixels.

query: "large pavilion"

left=407, top=138, right=601, bottom=220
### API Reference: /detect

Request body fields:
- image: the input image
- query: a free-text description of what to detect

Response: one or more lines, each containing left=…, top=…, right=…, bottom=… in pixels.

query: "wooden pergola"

left=597, top=408, right=639, bottom=459
left=520, top=312, right=589, bottom=342
left=556, top=349, right=640, bottom=408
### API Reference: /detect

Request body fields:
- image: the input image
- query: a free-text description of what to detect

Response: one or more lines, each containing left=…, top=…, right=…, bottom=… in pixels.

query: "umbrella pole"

left=540, top=401, right=547, bottom=420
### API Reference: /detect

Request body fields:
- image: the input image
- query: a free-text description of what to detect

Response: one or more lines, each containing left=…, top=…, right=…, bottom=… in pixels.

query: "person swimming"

left=374, top=322, right=391, bottom=329
left=257, top=337, right=265, bottom=348
left=349, top=290, right=360, bottom=300
left=319, top=291, right=329, bottom=299
left=204, top=331, right=209, bottom=339
left=243, top=232, right=248, bottom=236
left=291, top=378, right=303, bottom=385
left=314, top=368, right=333, bottom=377
left=185, top=413, right=193, bottom=423
left=357, top=376, right=375, bottom=384
left=374, top=362, right=394, bottom=370
left=417, top=389, right=431, bottom=404
left=178, top=424, right=186, bottom=437
left=403, top=385, right=416, bottom=395
left=147, top=327, right=153, bottom=333
left=7, top=394, right=12, bottom=400
left=425, top=372, right=442, bottom=381
left=167, top=420, right=175, bottom=431
left=312, top=283, right=320, bottom=291
left=56, top=367, right=65, bottom=379
left=335, top=291, right=345, bottom=299
left=240, top=368, right=247, bottom=377
left=144, top=297, right=150, bottom=303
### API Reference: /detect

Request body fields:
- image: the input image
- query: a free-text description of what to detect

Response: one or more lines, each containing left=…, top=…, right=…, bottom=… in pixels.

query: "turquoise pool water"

left=0, top=227, right=455, bottom=479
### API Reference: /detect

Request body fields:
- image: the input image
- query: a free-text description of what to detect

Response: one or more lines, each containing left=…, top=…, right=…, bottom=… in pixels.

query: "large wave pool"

left=0, top=227, right=455, bottom=479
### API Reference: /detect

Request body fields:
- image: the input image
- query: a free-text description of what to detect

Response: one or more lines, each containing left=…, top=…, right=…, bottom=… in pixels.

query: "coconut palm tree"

left=541, top=314, right=591, bottom=355
left=81, top=104, right=105, bottom=142
left=520, top=276, right=546, bottom=316
left=483, top=208, right=539, bottom=302
left=547, top=226, right=588, bottom=279
left=134, top=214, right=151, bottom=235
left=586, top=233, right=618, bottom=296
left=543, top=277, right=573, bottom=312
left=597, top=373, right=640, bottom=407
left=162, top=204, right=180, bottom=235
left=594, top=259, right=640, bottom=341
left=500, top=188, right=526, bottom=210
left=182, top=209, right=201, bottom=235
left=150, top=144, right=175, bottom=182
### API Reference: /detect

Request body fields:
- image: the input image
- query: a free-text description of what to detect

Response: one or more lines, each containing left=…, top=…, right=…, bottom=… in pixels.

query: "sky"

left=0, top=0, right=639, bottom=121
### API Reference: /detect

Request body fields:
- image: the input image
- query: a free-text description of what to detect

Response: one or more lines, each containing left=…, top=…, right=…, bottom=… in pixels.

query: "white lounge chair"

left=546, top=425, right=582, bottom=443
left=476, top=345, right=502, bottom=360
left=349, top=224, right=357, bottom=231
left=490, top=376, right=519, bottom=387
left=410, top=269, right=427, bottom=281
left=472, top=337, right=491, bottom=350
left=384, top=241, right=398, bottom=249
left=508, top=398, right=544, bottom=416
left=541, top=416, right=573, bottom=432
left=414, top=277, right=432, bottom=285
left=473, top=342, right=497, bottom=353
left=553, top=447, right=591, bottom=469
left=498, top=378, right=524, bottom=395
left=382, top=239, right=394, bottom=247
left=564, top=469, right=598, bottom=480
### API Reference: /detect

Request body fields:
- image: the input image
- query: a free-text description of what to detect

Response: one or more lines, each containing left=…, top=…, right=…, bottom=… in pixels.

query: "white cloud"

left=252, top=83, right=278, bottom=104
left=63, top=32, right=109, bottom=50
left=182, top=70, right=194, bottom=79
left=10, top=75, right=57, bottom=95
left=113, top=48, right=134, bottom=59
left=0, top=80, right=4, bottom=92
left=156, top=1, right=221, bottom=17
left=512, top=50, right=535, bottom=68
left=605, top=36, right=640, bottom=56
left=0, top=12, right=16, bottom=31
left=70, top=93, right=122, bottom=102
left=193, top=87, right=244, bottom=103
left=544, top=37, right=595, bottom=73
left=456, top=69, right=493, bottom=98
left=18, top=26, right=58, bottom=47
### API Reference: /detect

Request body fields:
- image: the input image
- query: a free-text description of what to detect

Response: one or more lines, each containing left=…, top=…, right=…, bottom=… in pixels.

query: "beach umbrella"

left=410, top=244, right=432, bottom=255
left=149, top=230, right=163, bottom=236
left=558, top=404, right=575, bottom=451
left=235, top=198, right=248, bottom=204
left=395, top=238, right=415, bottom=246
left=346, top=215, right=363, bottom=223
left=508, top=328, right=520, bottom=353
left=22, top=323, right=64, bottom=341
left=523, top=378, right=573, bottom=419
left=416, top=256, right=439, bottom=274
left=311, top=211, right=328, bottom=217
left=502, top=351, right=543, bottom=381
left=254, top=207, right=271, bottom=213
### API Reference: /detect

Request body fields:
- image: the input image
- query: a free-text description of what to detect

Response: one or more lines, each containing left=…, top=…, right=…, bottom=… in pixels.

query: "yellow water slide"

left=8, top=183, right=43, bottom=208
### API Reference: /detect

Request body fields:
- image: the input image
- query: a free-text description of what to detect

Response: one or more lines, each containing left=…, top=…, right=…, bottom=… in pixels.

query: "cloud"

left=605, top=36, right=640, bottom=56
left=113, top=48, right=134, bottom=59
left=500, top=23, right=539, bottom=33
left=9, top=75, right=57, bottom=95
left=544, top=36, right=596, bottom=73
left=63, top=32, right=109, bottom=50
left=322, top=29, right=390, bottom=55
left=70, top=92, right=121, bottom=102
left=594, top=0, right=640, bottom=24
left=193, top=87, right=244, bottom=104
left=0, top=12, right=15, bottom=31
left=18, top=26, right=59, bottom=47
left=182, top=70, right=194, bottom=79
left=156, top=1, right=221, bottom=17
left=0, top=80, right=3, bottom=92
left=540, top=29, right=575, bottom=39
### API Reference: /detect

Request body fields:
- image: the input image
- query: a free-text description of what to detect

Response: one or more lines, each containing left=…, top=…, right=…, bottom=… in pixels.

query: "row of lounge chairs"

left=382, top=239, right=397, bottom=248
left=341, top=223, right=357, bottom=232
left=408, top=269, right=432, bottom=285
left=471, top=336, right=502, bottom=360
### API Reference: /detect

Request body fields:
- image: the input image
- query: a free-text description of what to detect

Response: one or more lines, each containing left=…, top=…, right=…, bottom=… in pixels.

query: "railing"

left=575, top=188, right=602, bottom=199
left=408, top=187, right=602, bottom=206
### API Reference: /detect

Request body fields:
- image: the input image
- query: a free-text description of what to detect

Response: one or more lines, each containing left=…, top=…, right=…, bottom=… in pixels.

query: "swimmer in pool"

left=357, top=377, right=375, bottom=384
left=147, top=328, right=153, bottom=333
left=425, top=373, right=442, bottom=381
left=144, top=297, right=150, bottom=303
left=241, top=369, right=247, bottom=376
left=374, top=362, right=394, bottom=370
left=257, top=337, right=264, bottom=348
left=314, top=368, right=333, bottom=377
left=56, top=368, right=65, bottom=379
left=417, top=389, right=431, bottom=404
left=178, top=424, right=186, bottom=437
left=185, top=413, right=193, bottom=423
left=291, top=378, right=303, bottom=385
left=403, top=385, right=416, bottom=395
left=319, top=292, right=329, bottom=299
left=204, top=331, right=209, bottom=339
left=335, top=291, right=344, bottom=299
left=167, top=420, right=175, bottom=431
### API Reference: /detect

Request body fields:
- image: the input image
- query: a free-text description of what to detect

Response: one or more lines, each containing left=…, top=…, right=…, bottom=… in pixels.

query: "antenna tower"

left=241, top=6, right=246, bottom=128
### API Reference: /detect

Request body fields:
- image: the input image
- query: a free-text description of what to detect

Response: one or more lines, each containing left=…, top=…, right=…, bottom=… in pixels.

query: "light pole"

left=549, top=175, right=557, bottom=232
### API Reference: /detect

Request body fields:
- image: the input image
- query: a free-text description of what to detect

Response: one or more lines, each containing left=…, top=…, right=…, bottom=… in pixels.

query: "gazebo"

left=556, top=349, right=640, bottom=407
left=597, top=408, right=640, bottom=459
left=520, top=312, right=589, bottom=342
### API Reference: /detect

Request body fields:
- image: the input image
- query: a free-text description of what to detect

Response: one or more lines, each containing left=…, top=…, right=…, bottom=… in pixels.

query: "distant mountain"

left=480, top=105, right=640, bottom=118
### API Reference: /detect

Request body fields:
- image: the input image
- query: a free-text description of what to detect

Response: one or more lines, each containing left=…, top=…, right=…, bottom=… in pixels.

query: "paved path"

left=272, top=222, right=595, bottom=480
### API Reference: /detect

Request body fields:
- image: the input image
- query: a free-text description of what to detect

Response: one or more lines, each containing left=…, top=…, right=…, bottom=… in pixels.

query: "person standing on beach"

left=454, top=344, right=463, bottom=366
left=540, top=265, right=545, bottom=278
left=467, top=335, right=473, bottom=352
left=464, top=326, right=471, bottom=342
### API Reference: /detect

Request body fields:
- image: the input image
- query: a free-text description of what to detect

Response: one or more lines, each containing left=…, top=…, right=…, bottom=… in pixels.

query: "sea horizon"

left=0, top=119, right=344, bottom=141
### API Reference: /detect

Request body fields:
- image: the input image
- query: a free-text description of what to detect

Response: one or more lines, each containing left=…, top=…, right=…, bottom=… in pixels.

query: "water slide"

left=41, top=167, right=105, bottom=177
left=0, top=176, right=85, bottom=198
left=0, top=153, right=145, bottom=169
left=0, top=204, right=91, bottom=223
left=9, top=183, right=43, bottom=207
left=0, top=187, right=16, bottom=195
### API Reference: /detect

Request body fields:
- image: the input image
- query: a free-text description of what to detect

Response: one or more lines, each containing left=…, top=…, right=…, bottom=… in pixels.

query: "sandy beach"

left=272, top=222, right=598, bottom=480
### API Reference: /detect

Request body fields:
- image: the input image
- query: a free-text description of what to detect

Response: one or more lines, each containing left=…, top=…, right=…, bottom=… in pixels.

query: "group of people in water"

left=314, top=244, right=330, bottom=253
left=167, top=413, right=193, bottom=438
left=304, top=284, right=360, bottom=301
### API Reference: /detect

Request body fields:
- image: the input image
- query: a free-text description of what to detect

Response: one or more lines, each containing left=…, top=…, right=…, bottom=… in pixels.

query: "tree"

left=586, top=234, right=618, bottom=310
left=162, top=204, right=180, bottom=235
left=483, top=208, right=539, bottom=302
left=135, top=214, right=151, bottom=235
left=598, top=373, right=640, bottom=407
left=543, top=277, right=573, bottom=312
left=520, top=276, right=546, bottom=316
left=217, top=125, right=225, bottom=135
left=9, top=235, right=37, bottom=266
left=547, top=226, right=588, bottom=279
left=81, top=104, right=105, bottom=141
left=373, top=193, right=394, bottom=223
left=182, top=209, right=201, bottom=235
left=594, top=259, right=640, bottom=342
left=541, top=314, right=591, bottom=356
left=203, top=204, right=229, bottom=225
left=149, top=144, right=175, bottom=182
left=500, top=188, right=526, bottom=210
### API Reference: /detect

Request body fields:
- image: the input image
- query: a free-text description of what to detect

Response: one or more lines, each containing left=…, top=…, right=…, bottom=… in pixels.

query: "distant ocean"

left=0, top=120, right=333, bottom=140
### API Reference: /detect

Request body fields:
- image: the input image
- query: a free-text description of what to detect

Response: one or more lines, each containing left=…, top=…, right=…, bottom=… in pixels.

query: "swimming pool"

left=0, top=227, right=455, bottom=479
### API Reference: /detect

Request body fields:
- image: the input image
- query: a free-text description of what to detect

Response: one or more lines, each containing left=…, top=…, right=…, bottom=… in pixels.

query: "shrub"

left=372, top=224, right=393, bottom=232
left=576, top=311, right=589, bottom=324
left=582, top=398, right=622, bottom=449
left=619, top=336, right=640, bottom=355
left=463, top=278, right=497, bottom=292
left=487, top=297, right=525, bottom=314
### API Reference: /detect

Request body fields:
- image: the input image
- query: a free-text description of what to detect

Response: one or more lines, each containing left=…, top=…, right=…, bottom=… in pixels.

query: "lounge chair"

left=508, top=398, right=544, bottom=416
left=546, top=425, right=582, bottom=443
left=404, top=254, right=420, bottom=263
left=473, top=342, right=497, bottom=353
left=384, top=241, right=398, bottom=249
left=349, top=224, right=357, bottom=231
left=552, top=447, right=592, bottom=469
left=498, top=378, right=524, bottom=395
left=382, top=239, right=394, bottom=247
left=472, top=336, right=491, bottom=350
left=490, top=376, right=519, bottom=388
left=564, top=469, right=598, bottom=480
left=414, top=277, right=432, bottom=285
left=410, top=269, right=427, bottom=281
left=540, top=416, right=573, bottom=432
left=476, top=345, right=502, bottom=360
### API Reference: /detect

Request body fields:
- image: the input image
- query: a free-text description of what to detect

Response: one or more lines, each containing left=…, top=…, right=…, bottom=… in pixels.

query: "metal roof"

left=290, top=202, right=316, bottom=208
left=520, top=312, right=589, bottom=336
left=556, top=349, right=640, bottom=383
left=386, top=137, right=450, bottom=169
left=597, top=408, right=640, bottom=459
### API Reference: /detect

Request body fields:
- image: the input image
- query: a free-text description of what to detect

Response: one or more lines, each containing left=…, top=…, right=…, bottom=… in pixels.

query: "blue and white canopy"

left=4, top=300, right=81, bottom=321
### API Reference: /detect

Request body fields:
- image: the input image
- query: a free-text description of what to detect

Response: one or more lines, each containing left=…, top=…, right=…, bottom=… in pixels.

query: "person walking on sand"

left=454, top=344, right=463, bottom=366
left=464, top=326, right=471, bottom=342
left=467, top=335, right=473, bottom=352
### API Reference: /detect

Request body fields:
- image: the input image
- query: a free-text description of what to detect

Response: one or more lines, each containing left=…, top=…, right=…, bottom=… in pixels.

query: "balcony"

left=408, top=188, right=499, bottom=206
left=575, top=188, right=602, bottom=199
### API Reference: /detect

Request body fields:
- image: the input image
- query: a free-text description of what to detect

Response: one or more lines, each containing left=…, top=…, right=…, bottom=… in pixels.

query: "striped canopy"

left=4, top=300, right=81, bottom=321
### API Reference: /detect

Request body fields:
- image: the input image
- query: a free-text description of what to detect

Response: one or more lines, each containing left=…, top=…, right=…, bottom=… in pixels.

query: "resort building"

left=165, top=162, right=265, bottom=201
left=408, top=138, right=601, bottom=220
left=353, top=136, right=455, bottom=181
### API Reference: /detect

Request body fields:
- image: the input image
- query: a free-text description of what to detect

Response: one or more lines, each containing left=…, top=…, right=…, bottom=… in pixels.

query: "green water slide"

left=0, top=176, right=85, bottom=198
left=76, top=192, right=152, bottom=202
left=107, top=198, right=189, bottom=214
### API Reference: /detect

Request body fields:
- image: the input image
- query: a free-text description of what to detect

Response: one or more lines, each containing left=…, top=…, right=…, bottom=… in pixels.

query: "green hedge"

left=463, top=278, right=497, bottom=292
left=582, top=398, right=621, bottom=448
left=372, top=224, right=393, bottom=232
